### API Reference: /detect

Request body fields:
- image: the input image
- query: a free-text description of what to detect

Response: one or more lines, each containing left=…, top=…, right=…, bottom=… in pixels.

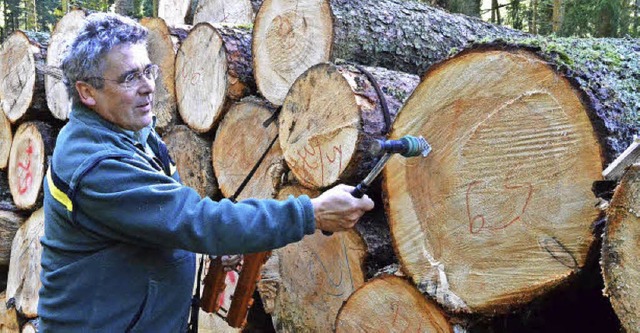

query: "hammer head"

left=369, top=135, right=431, bottom=158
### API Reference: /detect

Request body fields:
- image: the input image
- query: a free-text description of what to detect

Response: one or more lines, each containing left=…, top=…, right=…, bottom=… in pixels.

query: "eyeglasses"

left=86, top=64, right=159, bottom=90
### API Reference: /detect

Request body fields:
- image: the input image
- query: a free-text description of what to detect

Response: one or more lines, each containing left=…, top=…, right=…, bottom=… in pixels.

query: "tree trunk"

left=0, top=31, right=51, bottom=124
left=158, top=0, right=191, bottom=25
left=162, top=125, right=219, bottom=199
left=212, top=97, right=284, bottom=201
left=552, top=0, right=564, bottom=33
left=0, top=210, right=27, bottom=266
left=139, top=17, right=187, bottom=135
left=114, top=0, right=135, bottom=16
left=601, top=164, right=640, bottom=333
left=335, top=275, right=453, bottom=332
left=1, top=110, right=12, bottom=170
left=383, top=38, right=639, bottom=315
left=176, top=23, right=254, bottom=133
left=45, top=9, right=88, bottom=121
left=8, top=121, right=57, bottom=211
left=252, top=0, right=527, bottom=105
left=6, top=208, right=44, bottom=319
left=278, top=62, right=419, bottom=189
left=193, top=0, right=254, bottom=25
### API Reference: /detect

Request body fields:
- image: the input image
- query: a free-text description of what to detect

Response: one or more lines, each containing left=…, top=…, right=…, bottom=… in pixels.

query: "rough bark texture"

left=176, top=23, right=254, bottom=133
left=1, top=110, right=11, bottom=169
left=252, top=0, right=527, bottom=105
left=8, top=121, right=57, bottom=211
left=0, top=31, right=51, bottom=124
left=602, top=164, right=640, bottom=333
left=140, top=17, right=182, bottom=135
left=335, top=275, right=453, bottom=332
left=0, top=210, right=26, bottom=266
left=6, top=208, right=44, bottom=319
left=193, top=0, right=254, bottom=24
left=384, top=46, right=612, bottom=315
left=212, top=97, right=284, bottom=201
left=279, top=62, right=419, bottom=189
left=162, top=125, right=219, bottom=199
left=45, top=9, right=87, bottom=121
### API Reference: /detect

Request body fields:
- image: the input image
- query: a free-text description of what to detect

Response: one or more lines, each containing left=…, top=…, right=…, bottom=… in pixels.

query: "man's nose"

left=138, top=75, right=155, bottom=94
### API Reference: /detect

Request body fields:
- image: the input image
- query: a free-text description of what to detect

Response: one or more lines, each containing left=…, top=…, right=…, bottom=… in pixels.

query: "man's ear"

left=75, top=81, right=97, bottom=107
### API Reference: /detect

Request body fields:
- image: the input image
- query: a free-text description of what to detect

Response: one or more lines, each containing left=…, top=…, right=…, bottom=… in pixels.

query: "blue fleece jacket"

left=38, top=105, right=316, bottom=332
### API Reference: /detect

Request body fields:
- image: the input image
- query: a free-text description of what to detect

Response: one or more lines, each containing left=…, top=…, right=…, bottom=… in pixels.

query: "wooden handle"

left=226, top=251, right=271, bottom=328
left=200, top=256, right=226, bottom=313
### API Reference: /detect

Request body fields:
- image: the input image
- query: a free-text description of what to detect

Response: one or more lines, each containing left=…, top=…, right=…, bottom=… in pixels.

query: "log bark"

left=158, top=0, right=191, bottom=25
left=279, top=62, right=419, bottom=189
left=0, top=210, right=27, bottom=266
left=162, top=125, right=219, bottom=199
left=45, top=9, right=88, bottom=121
left=252, top=0, right=527, bottom=105
left=602, top=164, right=640, bottom=333
left=176, top=23, right=254, bottom=133
left=6, top=208, right=44, bottom=319
left=1, top=110, right=11, bottom=169
left=8, top=122, right=57, bottom=211
left=193, top=0, right=254, bottom=24
left=0, top=31, right=51, bottom=124
left=212, top=97, right=284, bottom=201
left=140, top=17, right=185, bottom=135
left=335, top=275, right=453, bottom=333
left=382, top=43, right=631, bottom=314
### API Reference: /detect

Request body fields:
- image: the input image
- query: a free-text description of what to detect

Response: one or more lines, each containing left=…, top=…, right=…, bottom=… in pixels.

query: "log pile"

left=0, top=0, right=639, bottom=332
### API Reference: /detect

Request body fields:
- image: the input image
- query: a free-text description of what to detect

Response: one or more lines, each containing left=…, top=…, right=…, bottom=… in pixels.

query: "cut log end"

left=0, top=31, right=37, bottom=123
left=176, top=23, right=228, bottom=133
left=8, top=122, right=52, bottom=211
left=194, top=0, right=254, bottom=25
left=0, top=111, right=12, bottom=169
left=335, top=276, right=453, bottom=333
left=253, top=0, right=333, bottom=105
left=602, top=164, right=640, bottom=332
left=385, top=49, right=603, bottom=314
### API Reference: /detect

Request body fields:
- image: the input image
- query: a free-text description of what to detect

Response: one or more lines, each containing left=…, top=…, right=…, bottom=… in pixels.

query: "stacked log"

left=175, top=23, right=254, bottom=133
left=0, top=31, right=51, bottom=124
left=45, top=9, right=88, bottom=121
left=382, top=38, right=638, bottom=320
left=0, top=111, right=11, bottom=169
left=602, top=164, right=640, bottom=332
left=252, top=0, right=528, bottom=105
left=193, top=0, right=255, bottom=25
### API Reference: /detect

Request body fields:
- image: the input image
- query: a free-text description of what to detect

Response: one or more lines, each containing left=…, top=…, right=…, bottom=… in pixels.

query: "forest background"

left=0, top=0, right=638, bottom=43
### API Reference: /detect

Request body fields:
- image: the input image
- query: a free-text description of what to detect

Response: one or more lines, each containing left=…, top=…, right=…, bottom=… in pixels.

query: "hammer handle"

left=321, top=183, right=368, bottom=236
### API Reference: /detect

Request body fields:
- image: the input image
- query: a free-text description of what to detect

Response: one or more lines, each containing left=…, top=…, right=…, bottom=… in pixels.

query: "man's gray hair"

left=62, top=13, right=148, bottom=104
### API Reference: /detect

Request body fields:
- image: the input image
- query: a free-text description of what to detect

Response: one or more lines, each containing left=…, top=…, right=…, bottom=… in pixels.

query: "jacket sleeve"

left=73, top=155, right=316, bottom=254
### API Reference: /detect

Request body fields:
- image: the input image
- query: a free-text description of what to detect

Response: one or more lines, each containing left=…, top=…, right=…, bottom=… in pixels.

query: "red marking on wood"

left=466, top=180, right=533, bottom=234
left=17, top=141, right=34, bottom=195
left=180, top=68, right=201, bottom=86
left=296, top=143, right=343, bottom=185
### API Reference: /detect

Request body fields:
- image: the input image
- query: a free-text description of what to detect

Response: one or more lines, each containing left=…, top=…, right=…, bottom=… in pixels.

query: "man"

left=38, top=13, right=373, bottom=332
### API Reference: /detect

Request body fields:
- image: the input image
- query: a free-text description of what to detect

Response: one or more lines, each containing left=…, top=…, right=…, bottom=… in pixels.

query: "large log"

left=6, top=208, right=44, bottom=319
left=7, top=122, right=57, bottom=211
left=383, top=38, right=639, bottom=315
left=335, top=275, right=453, bottom=332
left=45, top=9, right=87, bottom=121
left=0, top=31, right=51, bottom=124
left=602, top=164, right=640, bottom=333
left=0, top=110, right=11, bottom=169
left=140, top=17, right=186, bottom=135
left=252, top=0, right=527, bottom=105
left=193, top=0, right=254, bottom=24
left=158, top=0, right=191, bottom=25
left=279, top=62, right=419, bottom=189
left=162, top=125, right=219, bottom=199
left=176, top=23, right=254, bottom=133
left=212, top=97, right=284, bottom=200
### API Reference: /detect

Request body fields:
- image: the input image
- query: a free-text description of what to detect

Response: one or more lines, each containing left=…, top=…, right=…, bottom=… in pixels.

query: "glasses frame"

left=85, top=63, right=160, bottom=90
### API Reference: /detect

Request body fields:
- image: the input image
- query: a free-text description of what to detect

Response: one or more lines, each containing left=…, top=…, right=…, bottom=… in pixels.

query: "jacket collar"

left=69, top=103, right=156, bottom=145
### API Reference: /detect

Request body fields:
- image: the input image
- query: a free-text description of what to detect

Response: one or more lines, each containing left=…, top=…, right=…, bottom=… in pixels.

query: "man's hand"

left=310, top=184, right=375, bottom=233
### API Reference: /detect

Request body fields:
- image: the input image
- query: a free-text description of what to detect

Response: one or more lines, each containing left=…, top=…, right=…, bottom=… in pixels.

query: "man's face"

left=90, top=43, right=155, bottom=131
